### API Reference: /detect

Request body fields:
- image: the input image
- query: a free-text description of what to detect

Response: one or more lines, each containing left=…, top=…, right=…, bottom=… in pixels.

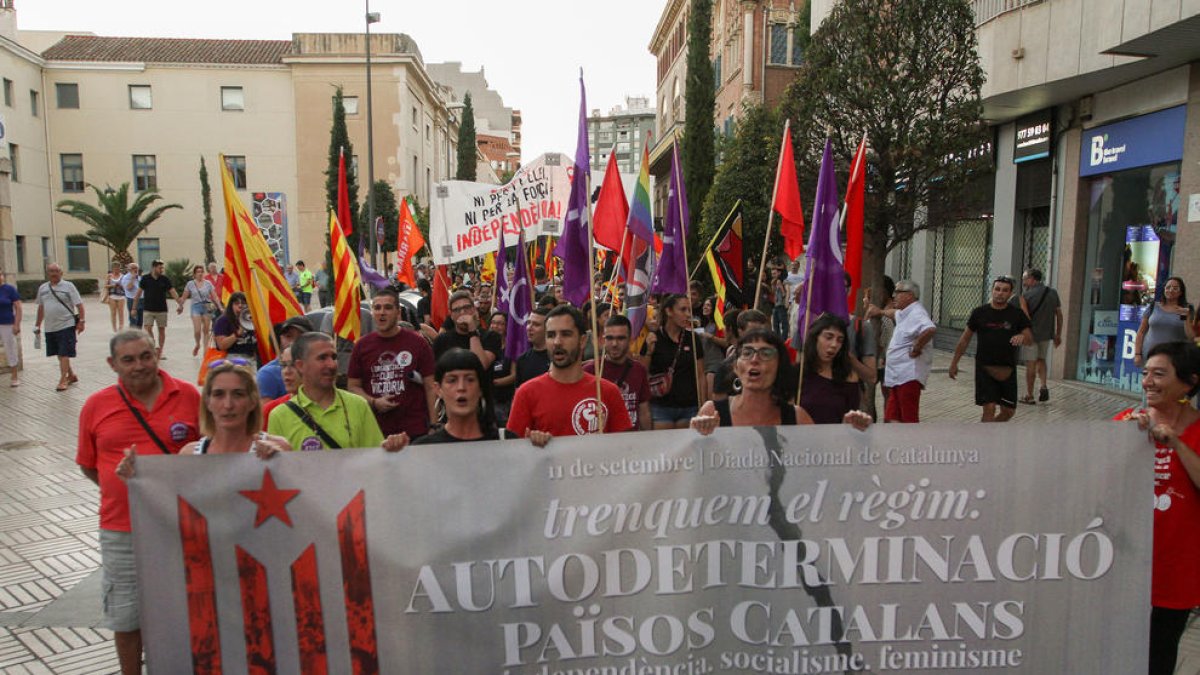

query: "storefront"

left=1076, top=105, right=1185, bottom=393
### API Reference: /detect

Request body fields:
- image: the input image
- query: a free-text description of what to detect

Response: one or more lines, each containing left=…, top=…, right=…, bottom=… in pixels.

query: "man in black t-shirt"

left=132, top=260, right=179, bottom=357
left=515, top=307, right=551, bottom=388
left=432, top=290, right=502, bottom=388
left=948, top=276, right=1033, bottom=422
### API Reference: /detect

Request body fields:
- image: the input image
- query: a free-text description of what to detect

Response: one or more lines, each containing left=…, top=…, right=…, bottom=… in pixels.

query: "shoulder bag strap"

left=285, top=401, right=343, bottom=449
left=116, top=387, right=173, bottom=454
left=48, top=285, right=78, bottom=319
left=1027, top=287, right=1049, bottom=319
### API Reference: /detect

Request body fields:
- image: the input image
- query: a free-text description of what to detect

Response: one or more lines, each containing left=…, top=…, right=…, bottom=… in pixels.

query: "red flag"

left=395, top=198, right=425, bottom=287
left=774, top=124, right=805, bottom=259
left=430, top=265, right=451, bottom=330
left=843, top=134, right=868, bottom=313
left=337, top=149, right=352, bottom=236
left=592, top=151, right=630, bottom=265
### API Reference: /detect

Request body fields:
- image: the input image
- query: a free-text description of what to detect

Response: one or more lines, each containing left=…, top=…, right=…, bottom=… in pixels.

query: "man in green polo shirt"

left=268, top=331, right=409, bottom=451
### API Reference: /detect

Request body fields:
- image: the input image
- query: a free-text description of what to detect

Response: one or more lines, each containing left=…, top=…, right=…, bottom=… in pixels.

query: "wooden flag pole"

left=794, top=255, right=816, bottom=405
left=583, top=171, right=607, bottom=434
left=755, top=118, right=792, bottom=310
left=248, top=267, right=281, bottom=360
left=668, top=138, right=704, bottom=411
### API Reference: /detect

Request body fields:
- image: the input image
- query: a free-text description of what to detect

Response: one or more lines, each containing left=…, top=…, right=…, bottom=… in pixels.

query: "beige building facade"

left=0, top=4, right=463, bottom=285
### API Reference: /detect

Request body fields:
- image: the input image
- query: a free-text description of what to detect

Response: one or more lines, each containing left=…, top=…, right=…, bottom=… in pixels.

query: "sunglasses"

left=208, top=357, right=251, bottom=369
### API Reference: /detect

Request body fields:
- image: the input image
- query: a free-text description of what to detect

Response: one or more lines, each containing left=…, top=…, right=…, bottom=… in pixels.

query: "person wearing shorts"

left=948, top=276, right=1033, bottom=423
left=132, top=260, right=178, bottom=358
left=34, top=263, right=85, bottom=391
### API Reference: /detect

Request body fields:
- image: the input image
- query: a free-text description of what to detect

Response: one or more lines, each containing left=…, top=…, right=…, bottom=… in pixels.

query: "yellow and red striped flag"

left=330, top=211, right=362, bottom=342
left=219, top=154, right=303, bottom=363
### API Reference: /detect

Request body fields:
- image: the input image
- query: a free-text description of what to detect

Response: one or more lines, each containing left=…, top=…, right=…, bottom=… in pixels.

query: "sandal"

left=55, top=381, right=69, bottom=392
left=67, top=373, right=79, bottom=385
left=1019, top=395, right=1036, bottom=405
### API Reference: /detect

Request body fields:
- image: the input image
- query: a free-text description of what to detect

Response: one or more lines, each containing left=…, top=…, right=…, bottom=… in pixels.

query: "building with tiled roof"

left=0, top=3, right=479, bottom=281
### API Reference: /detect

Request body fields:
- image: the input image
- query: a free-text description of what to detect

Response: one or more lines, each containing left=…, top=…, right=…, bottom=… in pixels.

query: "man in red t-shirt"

left=77, top=330, right=200, bottom=674
left=584, top=314, right=651, bottom=431
left=508, top=305, right=632, bottom=443
left=348, top=288, right=437, bottom=438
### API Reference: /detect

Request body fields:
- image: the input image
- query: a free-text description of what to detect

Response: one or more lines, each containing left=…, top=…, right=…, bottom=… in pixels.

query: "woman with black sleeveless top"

left=690, top=329, right=872, bottom=434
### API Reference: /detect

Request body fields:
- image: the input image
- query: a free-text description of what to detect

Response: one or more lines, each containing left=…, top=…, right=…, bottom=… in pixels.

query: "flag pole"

left=670, top=136, right=704, bottom=410
left=583, top=170, right=606, bottom=434
left=598, top=231, right=629, bottom=307
left=248, top=267, right=280, bottom=361
left=794, top=255, right=816, bottom=405
left=755, top=118, right=791, bottom=310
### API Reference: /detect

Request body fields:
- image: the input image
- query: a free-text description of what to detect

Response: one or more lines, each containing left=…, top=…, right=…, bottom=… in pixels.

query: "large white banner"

left=430, top=152, right=572, bottom=264
left=130, top=422, right=1151, bottom=673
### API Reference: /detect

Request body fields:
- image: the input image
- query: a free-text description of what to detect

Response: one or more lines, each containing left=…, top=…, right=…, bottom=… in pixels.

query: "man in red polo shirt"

left=507, top=305, right=632, bottom=443
left=77, top=330, right=200, bottom=675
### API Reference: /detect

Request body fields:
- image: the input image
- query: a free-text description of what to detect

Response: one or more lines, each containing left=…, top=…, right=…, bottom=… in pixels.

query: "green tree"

left=365, top=180, right=400, bottom=255
left=698, top=103, right=780, bottom=300
left=199, top=156, right=215, bottom=264
left=165, top=258, right=194, bottom=293
left=55, top=183, right=182, bottom=267
left=456, top=93, right=477, bottom=181
left=406, top=194, right=431, bottom=249
left=323, top=87, right=361, bottom=300
left=778, top=0, right=987, bottom=303
left=683, top=0, right=716, bottom=267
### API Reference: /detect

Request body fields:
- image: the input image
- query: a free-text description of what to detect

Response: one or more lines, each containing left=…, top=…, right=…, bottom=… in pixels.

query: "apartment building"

left=588, top=96, right=655, bottom=175
left=0, top=4, right=464, bottom=282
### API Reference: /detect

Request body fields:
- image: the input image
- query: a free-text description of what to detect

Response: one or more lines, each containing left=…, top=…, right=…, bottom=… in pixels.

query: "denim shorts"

left=650, top=403, right=698, bottom=424
left=100, top=529, right=139, bottom=632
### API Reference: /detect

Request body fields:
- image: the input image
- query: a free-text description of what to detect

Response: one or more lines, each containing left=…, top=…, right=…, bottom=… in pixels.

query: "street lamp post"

left=365, top=3, right=380, bottom=268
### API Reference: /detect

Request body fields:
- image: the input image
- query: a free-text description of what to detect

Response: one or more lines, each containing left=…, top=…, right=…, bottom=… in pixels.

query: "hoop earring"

left=732, top=377, right=743, bottom=395
left=434, top=397, right=446, bottom=423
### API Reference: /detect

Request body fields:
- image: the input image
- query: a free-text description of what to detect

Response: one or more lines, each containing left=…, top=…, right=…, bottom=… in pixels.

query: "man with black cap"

left=256, top=315, right=312, bottom=399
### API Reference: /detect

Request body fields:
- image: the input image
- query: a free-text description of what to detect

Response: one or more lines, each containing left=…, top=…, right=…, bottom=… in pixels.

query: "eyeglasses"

left=737, top=346, right=779, bottom=361
left=208, top=357, right=251, bottom=369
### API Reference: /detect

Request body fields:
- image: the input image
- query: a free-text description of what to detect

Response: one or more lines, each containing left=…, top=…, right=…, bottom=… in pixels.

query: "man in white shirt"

left=868, top=279, right=936, bottom=423
left=34, top=263, right=86, bottom=392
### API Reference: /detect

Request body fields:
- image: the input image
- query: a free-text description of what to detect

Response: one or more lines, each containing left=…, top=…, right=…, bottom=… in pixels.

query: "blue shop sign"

left=1079, top=105, right=1185, bottom=177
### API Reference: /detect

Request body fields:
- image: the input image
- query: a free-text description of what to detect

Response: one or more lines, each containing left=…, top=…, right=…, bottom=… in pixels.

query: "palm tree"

left=55, top=183, right=183, bottom=267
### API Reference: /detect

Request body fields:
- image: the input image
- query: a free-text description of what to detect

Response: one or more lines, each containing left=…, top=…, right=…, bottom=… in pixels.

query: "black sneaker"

left=1038, top=386, right=1049, bottom=402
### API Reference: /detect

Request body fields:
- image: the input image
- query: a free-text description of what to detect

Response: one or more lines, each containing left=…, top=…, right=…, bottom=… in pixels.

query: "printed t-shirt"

left=1151, top=416, right=1200, bottom=608
left=76, top=371, right=201, bottom=532
left=583, top=358, right=649, bottom=429
left=967, top=304, right=1030, bottom=367
left=348, top=329, right=435, bottom=436
left=267, top=386, right=384, bottom=451
left=506, top=372, right=633, bottom=437
left=139, top=274, right=175, bottom=312
left=0, top=283, right=19, bottom=324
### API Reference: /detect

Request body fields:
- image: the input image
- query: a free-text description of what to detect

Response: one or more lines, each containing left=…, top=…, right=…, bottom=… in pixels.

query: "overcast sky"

left=17, top=0, right=666, bottom=159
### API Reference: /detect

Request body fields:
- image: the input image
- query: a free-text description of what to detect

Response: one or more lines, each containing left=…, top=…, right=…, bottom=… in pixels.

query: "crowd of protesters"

left=0, top=253, right=1197, bottom=675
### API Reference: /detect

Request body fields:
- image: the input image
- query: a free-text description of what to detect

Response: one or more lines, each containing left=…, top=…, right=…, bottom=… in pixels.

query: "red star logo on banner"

left=239, top=468, right=301, bottom=528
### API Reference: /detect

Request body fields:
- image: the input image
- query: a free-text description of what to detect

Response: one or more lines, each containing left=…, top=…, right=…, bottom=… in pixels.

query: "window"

left=425, top=123, right=431, bottom=140
left=56, top=83, right=79, bottom=109
left=2, top=78, right=11, bottom=107
left=29, top=89, right=38, bottom=116
left=791, top=28, right=806, bottom=65
left=224, top=155, right=247, bottom=189
left=132, top=155, right=157, bottom=191
left=220, top=86, right=244, bottom=111
left=61, top=154, right=84, bottom=192
left=129, top=85, right=152, bottom=109
left=137, top=238, right=160, bottom=272
left=15, top=235, right=25, bottom=273
left=66, top=237, right=89, bottom=272
left=342, top=96, right=359, bottom=114
left=40, top=237, right=49, bottom=263
left=8, top=143, right=17, bottom=183
left=769, top=24, right=789, bottom=65
left=350, top=155, right=359, bottom=179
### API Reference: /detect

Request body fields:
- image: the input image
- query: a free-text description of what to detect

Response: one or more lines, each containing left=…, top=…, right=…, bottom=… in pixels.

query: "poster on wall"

left=1113, top=225, right=1158, bottom=389
left=251, top=192, right=288, bottom=267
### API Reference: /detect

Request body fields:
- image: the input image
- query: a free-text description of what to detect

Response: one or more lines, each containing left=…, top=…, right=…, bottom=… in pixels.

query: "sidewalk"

left=0, top=297, right=1192, bottom=673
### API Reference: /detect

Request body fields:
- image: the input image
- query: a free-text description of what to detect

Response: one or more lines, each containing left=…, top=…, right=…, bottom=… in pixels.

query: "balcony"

left=972, top=0, right=1044, bottom=26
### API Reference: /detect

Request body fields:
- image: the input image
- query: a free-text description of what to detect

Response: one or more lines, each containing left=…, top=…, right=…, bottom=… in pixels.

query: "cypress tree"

left=199, top=156, right=215, bottom=264
left=323, top=88, right=362, bottom=301
left=456, top=93, right=477, bottom=181
left=683, top=0, right=716, bottom=267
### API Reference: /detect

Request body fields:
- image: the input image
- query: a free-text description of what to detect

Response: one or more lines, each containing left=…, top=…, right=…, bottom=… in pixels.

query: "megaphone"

left=238, top=309, right=255, bottom=332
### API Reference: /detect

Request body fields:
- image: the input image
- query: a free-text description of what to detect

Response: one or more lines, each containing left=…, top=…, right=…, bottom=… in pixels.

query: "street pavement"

left=0, top=296, right=1195, bottom=673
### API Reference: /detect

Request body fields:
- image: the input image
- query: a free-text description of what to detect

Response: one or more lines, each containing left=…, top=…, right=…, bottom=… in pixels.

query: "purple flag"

left=357, top=234, right=391, bottom=290
left=504, top=228, right=532, bottom=361
left=494, top=224, right=511, bottom=315
left=554, top=75, right=592, bottom=307
left=794, top=139, right=849, bottom=342
left=650, top=141, right=688, bottom=296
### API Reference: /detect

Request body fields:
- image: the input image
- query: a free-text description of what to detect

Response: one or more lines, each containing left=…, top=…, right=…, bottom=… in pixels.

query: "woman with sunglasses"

left=690, top=329, right=872, bottom=434
left=1123, top=341, right=1200, bottom=675
left=413, top=348, right=501, bottom=445
left=115, top=360, right=290, bottom=477
left=212, top=292, right=258, bottom=363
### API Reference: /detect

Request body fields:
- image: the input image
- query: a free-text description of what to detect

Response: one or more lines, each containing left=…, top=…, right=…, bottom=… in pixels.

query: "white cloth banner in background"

left=130, top=422, right=1151, bottom=673
left=430, top=152, right=572, bottom=264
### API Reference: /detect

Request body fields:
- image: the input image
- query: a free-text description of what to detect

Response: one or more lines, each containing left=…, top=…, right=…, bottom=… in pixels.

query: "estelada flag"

left=703, top=201, right=746, bottom=331
left=219, top=153, right=303, bottom=363
left=395, top=197, right=425, bottom=287
left=774, top=123, right=805, bottom=259
left=330, top=212, right=362, bottom=342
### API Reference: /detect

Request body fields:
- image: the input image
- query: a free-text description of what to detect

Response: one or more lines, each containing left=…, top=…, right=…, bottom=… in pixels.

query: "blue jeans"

left=125, top=297, right=143, bottom=328
left=772, top=305, right=789, bottom=340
